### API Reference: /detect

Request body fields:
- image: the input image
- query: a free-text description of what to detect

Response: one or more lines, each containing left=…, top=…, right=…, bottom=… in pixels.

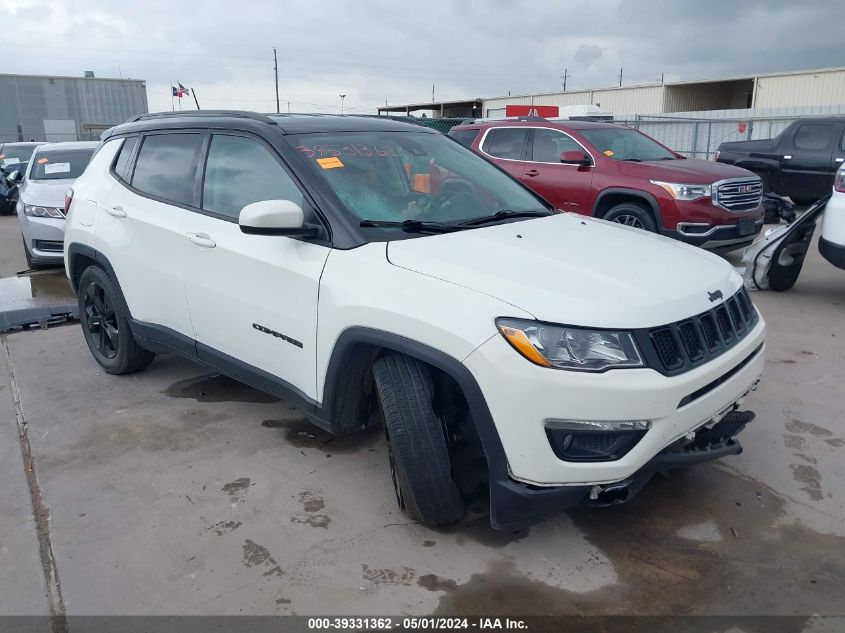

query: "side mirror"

left=238, top=199, right=320, bottom=237
left=6, top=170, right=21, bottom=183
left=560, top=151, right=592, bottom=166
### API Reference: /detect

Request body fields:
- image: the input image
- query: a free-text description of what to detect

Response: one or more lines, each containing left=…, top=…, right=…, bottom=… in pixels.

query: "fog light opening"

left=545, top=419, right=651, bottom=462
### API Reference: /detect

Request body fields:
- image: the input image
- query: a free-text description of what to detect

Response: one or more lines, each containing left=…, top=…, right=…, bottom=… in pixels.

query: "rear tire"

left=77, top=265, right=155, bottom=374
left=603, top=201, right=658, bottom=232
left=372, top=353, right=465, bottom=526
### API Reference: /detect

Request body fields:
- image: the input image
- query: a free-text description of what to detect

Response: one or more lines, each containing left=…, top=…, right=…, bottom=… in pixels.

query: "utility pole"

left=660, top=72, right=664, bottom=84
left=273, top=47, right=280, bottom=114
left=432, top=84, right=435, bottom=103
left=618, top=67, right=623, bottom=87
left=339, top=94, right=346, bottom=114
left=560, top=68, right=570, bottom=91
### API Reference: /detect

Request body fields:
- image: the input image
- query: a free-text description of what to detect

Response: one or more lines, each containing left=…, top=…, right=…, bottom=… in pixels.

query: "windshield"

left=0, top=145, right=37, bottom=168
left=285, top=131, right=549, bottom=230
left=579, top=128, right=675, bottom=161
left=29, top=148, right=95, bottom=181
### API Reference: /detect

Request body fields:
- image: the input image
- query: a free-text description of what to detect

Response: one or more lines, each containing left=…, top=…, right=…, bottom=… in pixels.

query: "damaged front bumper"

left=488, top=409, right=754, bottom=531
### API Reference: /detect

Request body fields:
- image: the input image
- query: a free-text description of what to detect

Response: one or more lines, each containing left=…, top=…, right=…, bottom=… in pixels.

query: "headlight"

left=496, top=318, right=644, bottom=372
left=24, top=205, right=64, bottom=218
left=650, top=180, right=711, bottom=200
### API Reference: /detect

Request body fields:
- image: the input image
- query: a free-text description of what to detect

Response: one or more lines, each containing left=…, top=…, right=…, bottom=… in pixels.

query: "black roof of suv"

left=105, top=111, right=436, bottom=140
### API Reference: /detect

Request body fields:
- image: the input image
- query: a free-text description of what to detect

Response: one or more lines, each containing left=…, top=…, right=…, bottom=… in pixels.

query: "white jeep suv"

left=64, top=112, right=766, bottom=529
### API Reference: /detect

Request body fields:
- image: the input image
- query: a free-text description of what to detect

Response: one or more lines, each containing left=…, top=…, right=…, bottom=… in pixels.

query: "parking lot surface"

left=1, top=219, right=844, bottom=625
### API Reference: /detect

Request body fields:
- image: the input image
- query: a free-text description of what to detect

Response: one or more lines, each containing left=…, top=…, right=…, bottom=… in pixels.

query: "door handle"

left=525, top=169, right=540, bottom=177
left=835, top=157, right=844, bottom=163
left=783, top=155, right=792, bottom=160
left=104, top=205, right=127, bottom=218
left=186, top=232, right=216, bottom=248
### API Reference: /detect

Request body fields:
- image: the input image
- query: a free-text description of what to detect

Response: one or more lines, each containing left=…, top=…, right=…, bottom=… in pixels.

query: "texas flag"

left=171, top=83, right=190, bottom=98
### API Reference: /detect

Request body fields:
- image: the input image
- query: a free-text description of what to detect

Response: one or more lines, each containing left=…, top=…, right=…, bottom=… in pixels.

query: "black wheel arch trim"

left=593, top=188, right=664, bottom=229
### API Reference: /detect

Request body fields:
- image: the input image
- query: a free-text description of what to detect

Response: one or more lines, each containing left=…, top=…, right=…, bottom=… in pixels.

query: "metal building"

left=378, top=66, right=845, bottom=120
left=0, top=72, right=148, bottom=143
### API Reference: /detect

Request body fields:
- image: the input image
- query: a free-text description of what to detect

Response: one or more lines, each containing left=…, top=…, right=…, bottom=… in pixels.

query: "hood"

left=718, top=138, right=777, bottom=152
left=616, top=158, right=756, bottom=184
left=20, top=179, right=74, bottom=208
left=387, top=214, right=742, bottom=329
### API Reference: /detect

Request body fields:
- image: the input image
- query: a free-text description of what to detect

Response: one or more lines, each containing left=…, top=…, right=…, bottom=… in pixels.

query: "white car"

left=16, top=141, right=98, bottom=268
left=820, top=166, right=845, bottom=269
left=64, top=112, right=765, bottom=529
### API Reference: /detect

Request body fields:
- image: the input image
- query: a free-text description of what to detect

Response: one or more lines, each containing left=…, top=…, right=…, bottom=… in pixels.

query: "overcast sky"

left=3, top=0, right=845, bottom=114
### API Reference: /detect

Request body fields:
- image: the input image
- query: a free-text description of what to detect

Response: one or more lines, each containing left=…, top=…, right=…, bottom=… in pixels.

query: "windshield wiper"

left=359, top=219, right=465, bottom=233
left=459, top=209, right=551, bottom=227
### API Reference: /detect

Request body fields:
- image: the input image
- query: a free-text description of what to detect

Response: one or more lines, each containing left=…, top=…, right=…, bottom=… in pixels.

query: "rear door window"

left=448, top=129, right=480, bottom=148
left=793, top=124, right=834, bottom=151
left=131, top=133, right=204, bottom=206
left=481, top=128, right=528, bottom=160
left=529, top=128, right=584, bottom=162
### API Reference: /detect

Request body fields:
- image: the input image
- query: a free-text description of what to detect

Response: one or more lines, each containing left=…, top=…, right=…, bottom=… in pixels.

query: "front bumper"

left=489, top=410, right=753, bottom=530
left=662, top=218, right=764, bottom=250
left=463, top=319, right=765, bottom=529
left=18, top=212, right=66, bottom=262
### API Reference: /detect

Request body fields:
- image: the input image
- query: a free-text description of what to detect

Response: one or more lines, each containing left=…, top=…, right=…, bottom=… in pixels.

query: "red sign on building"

left=505, top=105, right=560, bottom=118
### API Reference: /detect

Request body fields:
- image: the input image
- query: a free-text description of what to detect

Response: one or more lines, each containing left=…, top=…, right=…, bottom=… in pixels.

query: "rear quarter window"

left=112, top=136, right=139, bottom=181
left=448, top=129, right=480, bottom=148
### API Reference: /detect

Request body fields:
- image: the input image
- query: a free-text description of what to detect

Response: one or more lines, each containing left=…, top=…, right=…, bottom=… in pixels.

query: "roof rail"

left=126, top=110, right=277, bottom=125
left=472, top=115, right=549, bottom=124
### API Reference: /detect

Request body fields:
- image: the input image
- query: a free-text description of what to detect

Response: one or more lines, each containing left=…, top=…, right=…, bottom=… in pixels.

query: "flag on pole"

left=171, top=83, right=190, bottom=98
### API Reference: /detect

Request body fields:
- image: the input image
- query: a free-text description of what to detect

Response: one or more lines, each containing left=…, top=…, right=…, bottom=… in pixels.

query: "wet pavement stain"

left=790, top=464, right=824, bottom=500
left=221, top=477, right=251, bottom=503
left=164, top=373, right=278, bottom=403
left=207, top=520, right=242, bottom=536
left=786, top=419, right=837, bottom=439
left=418, top=574, right=457, bottom=592
left=37, top=410, right=232, bottom=471
left=438, top=508, right=529, bottom=548
left=291, top=491, right=331, bottom=529
left=264, top=418, right=382, bottom=454
left=241, top=538, right=282, bottom=581
left=422, top=540, right=436, bottom=547
left=432, top=465, right=844, bottom=622
left=0, top=271, right=75, bottom=311
left=298, top=491, right=325, bottom=513
left=362, top=564, right=415, bottom=586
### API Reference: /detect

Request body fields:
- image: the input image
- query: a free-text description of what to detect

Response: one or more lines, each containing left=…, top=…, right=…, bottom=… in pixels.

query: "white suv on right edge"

left=64, top=112, right=765, bottom=530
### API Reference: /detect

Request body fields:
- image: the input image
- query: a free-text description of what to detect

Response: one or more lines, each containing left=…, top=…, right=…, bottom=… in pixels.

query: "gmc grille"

left=714, top=179, right=763, bottom=212
left=637, top=288, right=759, bottom=376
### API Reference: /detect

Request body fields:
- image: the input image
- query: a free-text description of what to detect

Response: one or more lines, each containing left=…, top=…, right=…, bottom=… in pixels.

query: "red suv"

left=448, top=120, right=765, bottom=250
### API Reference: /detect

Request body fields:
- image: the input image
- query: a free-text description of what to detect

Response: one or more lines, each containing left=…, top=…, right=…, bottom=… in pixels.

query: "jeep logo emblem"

left=708, top=290, right=723, bottom=302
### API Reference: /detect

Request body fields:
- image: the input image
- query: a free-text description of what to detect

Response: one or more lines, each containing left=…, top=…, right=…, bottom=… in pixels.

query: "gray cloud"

left=1, top=0, right=844, bottom=113
left=574, top=44, right=603, bottom=68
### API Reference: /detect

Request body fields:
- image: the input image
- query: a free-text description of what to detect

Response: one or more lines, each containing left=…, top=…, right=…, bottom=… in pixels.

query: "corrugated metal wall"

left=754, top=69, right=845, bottom=108
left=0, top=75, right=148, bottom=143
left=482, top=85, right=664, bottom=118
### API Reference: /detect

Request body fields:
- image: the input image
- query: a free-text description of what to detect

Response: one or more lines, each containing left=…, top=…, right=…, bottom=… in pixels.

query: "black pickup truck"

left=715, top=117, right=845, bottom=204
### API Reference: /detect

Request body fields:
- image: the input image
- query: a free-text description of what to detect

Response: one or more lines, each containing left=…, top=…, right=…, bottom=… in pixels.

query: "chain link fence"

left=616, top=115, right=799, bottom=160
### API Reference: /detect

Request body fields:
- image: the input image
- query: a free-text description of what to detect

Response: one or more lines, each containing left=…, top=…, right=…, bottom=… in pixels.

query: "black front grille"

left=637, top=288, right=759, bottom=376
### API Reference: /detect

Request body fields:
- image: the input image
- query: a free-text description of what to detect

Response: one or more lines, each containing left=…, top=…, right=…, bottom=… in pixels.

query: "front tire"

left=372, top=354, right=465, bottom=526
left=603, top=201, right=658, bottom=232
left=77, top=265, right=155, bottom=374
